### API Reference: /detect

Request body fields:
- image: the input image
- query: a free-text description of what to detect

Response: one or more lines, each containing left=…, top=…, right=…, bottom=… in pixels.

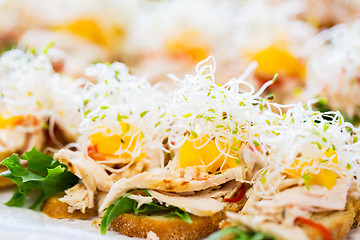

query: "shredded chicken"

left=128, top=195, right=153, bottom=209
left=226, top=212, right=310, bottom=240
left=148, top=190, right=225, bottom=217
left=255, top=178, right=350, bottom=212
left=55, top=149, right=113, bottom=192
left=60, top=183, right=94, bottom=213
left=100, top=166, right=244, bottom=212
left=239, top=178, right=350, bottom=231
left=241, top=146, right=264, bottom=178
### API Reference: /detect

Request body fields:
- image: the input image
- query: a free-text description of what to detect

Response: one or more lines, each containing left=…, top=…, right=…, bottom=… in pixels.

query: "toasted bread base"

left=41, top=195, right=97, bottom=220
left=0, top=165, right=13, bottom=188
left=110, top=212, right=224, bottom=240
left=301, top=200, right=358, bottom=240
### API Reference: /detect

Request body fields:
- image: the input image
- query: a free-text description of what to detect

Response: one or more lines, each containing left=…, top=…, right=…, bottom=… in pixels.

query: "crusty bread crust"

left=0, top=165, right=14, bottom=188
left=41, top=194, right=97, bottom=220
left=110, top=212, right=224, bottom=240
left=300, top=200, right=358, bottom=240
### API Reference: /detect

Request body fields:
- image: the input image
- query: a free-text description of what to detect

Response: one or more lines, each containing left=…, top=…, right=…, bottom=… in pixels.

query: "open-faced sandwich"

left=43, top=60, right=172, bottom=219
left=96, top=57, right=284, bottom=239
left=208, top=100, right=360, bottom=240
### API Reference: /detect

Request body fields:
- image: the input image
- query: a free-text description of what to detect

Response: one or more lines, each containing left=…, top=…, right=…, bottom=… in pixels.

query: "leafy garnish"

left=0, top=148, right=78, bottom=210
left=100, top=195, right=192, bottom=234
left=165, top=208, right=192, bottom=224
left=206, top=226, right=275, bottom=240
left=100, top=195, right=135, bottom=234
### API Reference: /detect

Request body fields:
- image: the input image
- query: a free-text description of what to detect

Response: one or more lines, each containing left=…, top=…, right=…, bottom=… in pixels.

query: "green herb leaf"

left=0, top=148, right=78, bottom=210
left=253, top=140, right=260, bottom=147
left=166, top=209, right=192, bottom=224
left=207, top=226, right=275, bottom=240
left=100, top=195, right=135, bottom=234
left=100, top=195, right=193, bottom=234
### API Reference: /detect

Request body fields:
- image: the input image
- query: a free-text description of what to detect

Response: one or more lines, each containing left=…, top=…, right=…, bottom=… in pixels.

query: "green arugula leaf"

left=206, top=226, right=276, bottom=240
left=100, top=195, right=135, bottom=234
left=134, top=201, right=170, bottom=214
left=165, top=208, right=192, bottom=224
left=100, top=194, right=193, bottom=234
left=0, top=148, right=78, bottom=210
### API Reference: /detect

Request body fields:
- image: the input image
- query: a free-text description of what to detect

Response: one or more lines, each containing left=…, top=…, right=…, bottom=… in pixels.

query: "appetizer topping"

left=168, top=57, right=278, bottom=174
left=100, top=193, right=192, bottom=235
left=252, top=103, right=359, bottom=198
left=225, top=213, right=310, bottom=240
left=255, top=178, right=350, bottom=212
left=224, top=184, right=246, bottom=203
left=207, top=226, right=275, bottom=240
left=253, top=45, right=306, bottom=80
left=284, top=148, right=339, bottom=190
left=179, top=135, right=240, bottom=173
left=52, top=19, right=110, bottom=46
left=0, top=115, right=24, bottom=129
left=89, top=124, right=145, bottom=161
left=100, top=167, right=244, bottom=212
left=294, top=217, right=332, bottom=240
left=0, top=148, right=78, bottom=209
left=52, top=18, right=126, bottom=48
left=147, top=189, right=225, bottom=216
left=81, top=62, right=169, bottom=164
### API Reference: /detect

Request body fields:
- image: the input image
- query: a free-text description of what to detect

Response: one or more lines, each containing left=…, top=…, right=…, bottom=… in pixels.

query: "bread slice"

left=301, top=200, right=358, bottom=240
left=41, top=194, right=97, bottom=220
left=110, top=212, right=224, bottom=240
left=0, top=165, right=14, bottom=188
